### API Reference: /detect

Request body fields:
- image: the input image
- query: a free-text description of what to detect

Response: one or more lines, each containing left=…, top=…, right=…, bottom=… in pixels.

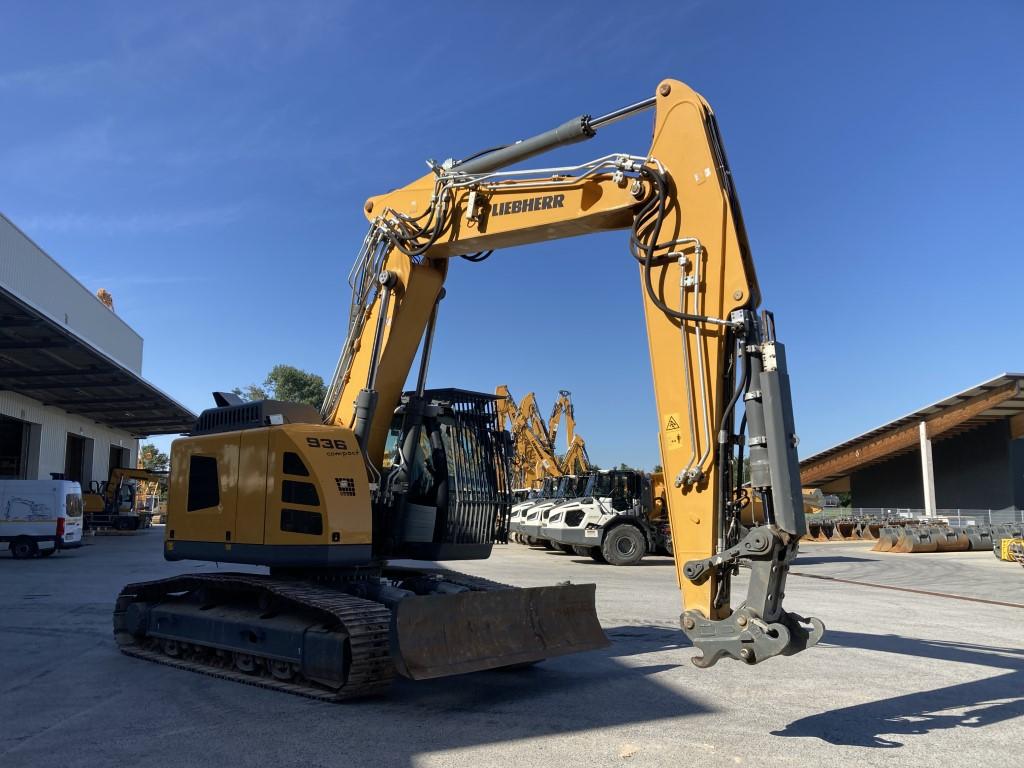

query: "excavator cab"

left=378, top=388, right=511, bottom=560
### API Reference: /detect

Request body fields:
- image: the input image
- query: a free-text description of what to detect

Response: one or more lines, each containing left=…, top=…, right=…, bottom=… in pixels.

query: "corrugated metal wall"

left=0, top=212, right=144, bottom=373
left=0, top=389, right=138, bottom=483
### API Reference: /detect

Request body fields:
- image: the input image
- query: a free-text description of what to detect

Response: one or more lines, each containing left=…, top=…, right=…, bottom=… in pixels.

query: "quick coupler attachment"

left=680, top=526, right=825, bottom=667
left=681, top=607, right=825, bottom=668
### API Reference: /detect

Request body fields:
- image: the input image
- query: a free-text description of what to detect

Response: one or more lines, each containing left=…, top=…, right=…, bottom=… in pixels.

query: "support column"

left=919, top=421, right=937, bottom=517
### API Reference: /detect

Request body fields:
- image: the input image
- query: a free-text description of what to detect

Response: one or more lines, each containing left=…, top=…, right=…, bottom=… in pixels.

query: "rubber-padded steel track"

left=113, top=572, right=394, bottom=701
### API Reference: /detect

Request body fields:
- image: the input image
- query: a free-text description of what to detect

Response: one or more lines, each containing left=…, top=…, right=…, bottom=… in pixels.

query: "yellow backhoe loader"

left=113, top=78, right=823, bottom=699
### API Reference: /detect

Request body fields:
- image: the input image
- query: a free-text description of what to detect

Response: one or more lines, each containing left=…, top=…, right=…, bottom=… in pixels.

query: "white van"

left=0, top=480, right=84, bottom=558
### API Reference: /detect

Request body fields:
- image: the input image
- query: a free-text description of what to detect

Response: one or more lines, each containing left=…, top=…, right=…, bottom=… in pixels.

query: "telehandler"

left=113, top=79, right=823, bottom=699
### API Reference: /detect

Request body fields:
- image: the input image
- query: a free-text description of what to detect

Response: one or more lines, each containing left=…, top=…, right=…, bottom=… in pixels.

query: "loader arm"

left=321, top=79, right=822, bottom=666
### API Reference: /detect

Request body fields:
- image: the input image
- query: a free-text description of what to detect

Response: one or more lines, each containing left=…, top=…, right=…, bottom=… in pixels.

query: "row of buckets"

left=805, top=518, right=1024, bottom=555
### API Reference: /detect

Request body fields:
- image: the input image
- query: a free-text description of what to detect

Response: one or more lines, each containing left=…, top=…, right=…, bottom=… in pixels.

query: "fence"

left=820, top=507, right=1024, bottom=527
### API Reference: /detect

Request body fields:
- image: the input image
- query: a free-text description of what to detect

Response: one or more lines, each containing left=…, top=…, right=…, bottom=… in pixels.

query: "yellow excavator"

left=113, top=78, right=823, bottom=699
left=496, top=385, right=590, bottom=489
left=84, top=466, right=167, bottom=530
left=495, top=385, right=564, bottom=489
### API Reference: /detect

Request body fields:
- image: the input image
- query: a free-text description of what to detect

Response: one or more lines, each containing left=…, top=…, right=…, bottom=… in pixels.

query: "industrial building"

left=801, top=373, right=1024, bottom=517
left=0, top=212, right=194, bottom=484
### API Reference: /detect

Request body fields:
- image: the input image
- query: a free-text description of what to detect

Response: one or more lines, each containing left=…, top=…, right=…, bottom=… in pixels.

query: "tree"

left=233, top=364, right=327, bottom=409
left=138, top=443, right=169, bottom=473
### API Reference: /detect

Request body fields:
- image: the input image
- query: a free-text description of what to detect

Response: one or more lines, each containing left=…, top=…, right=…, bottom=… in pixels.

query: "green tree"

left=233, top=364, right=327, bottom=409
left=139, top=443, right=169, bottom=472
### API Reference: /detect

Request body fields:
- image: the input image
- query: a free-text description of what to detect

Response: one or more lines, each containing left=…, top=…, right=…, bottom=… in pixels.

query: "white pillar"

left=919, top=421, right=937, bottom=517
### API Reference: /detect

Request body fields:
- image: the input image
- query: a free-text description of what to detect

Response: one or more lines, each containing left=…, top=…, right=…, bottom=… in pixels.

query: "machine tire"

left=10, top=538, right=38, bottom=559
left=601, top=525, right=647, bottom=566
left=571, top=545, right=592, bottom=557
left=553, top=542, right=574, bottom=554
left=588, top=547, right=607, bottom=563
left=541, top=539, right=556, bottom=550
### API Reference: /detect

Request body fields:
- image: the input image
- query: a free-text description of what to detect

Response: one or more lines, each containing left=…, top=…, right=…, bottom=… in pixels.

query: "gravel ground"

left=1, top=529, right=1021, bottom=767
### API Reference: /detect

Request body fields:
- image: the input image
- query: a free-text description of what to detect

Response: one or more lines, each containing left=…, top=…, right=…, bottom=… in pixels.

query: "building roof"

left=0, top=284, right=196, bottom=437
left=800, top=373, right=1024, bottom=487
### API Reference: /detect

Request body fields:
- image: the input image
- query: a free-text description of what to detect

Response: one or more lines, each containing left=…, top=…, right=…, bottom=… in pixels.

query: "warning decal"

left=664, top=413, right=683, bottom=451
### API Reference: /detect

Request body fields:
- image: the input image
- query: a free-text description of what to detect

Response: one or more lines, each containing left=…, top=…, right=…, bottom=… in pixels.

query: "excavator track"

left=113, top=572, right=395, bottom=701
left=112, top=567, right=599, bottom=700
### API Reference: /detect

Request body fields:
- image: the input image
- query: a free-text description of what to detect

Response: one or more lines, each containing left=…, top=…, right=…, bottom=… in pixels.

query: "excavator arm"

left=560, top=435, right=591, bottom=476
left=321, top=78, right=822, bottom=666
left=547, top=389, right=576, bottom=448
left=495, top=385, right=566, bottom=488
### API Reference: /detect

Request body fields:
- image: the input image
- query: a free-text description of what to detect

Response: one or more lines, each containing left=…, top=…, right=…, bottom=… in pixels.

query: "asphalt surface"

left=2, top=529, right=1022, bottom=767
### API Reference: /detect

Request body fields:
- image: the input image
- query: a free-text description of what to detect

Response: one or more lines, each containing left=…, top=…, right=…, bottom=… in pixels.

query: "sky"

left=2, top=1, right=1022, bottom=469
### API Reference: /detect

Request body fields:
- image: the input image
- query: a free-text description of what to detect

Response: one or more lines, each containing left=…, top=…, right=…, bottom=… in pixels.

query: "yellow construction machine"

left=496, top=385, right=591, bottom=489
left=113, top=78, right=823, bottom=699
left=495, top=385, right=565, bottom=489
left=84, top=466, right=168, bottom=530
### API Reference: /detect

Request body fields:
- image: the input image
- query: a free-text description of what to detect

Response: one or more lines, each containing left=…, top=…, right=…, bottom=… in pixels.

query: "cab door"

left=168, top=435, right=239, bottom=543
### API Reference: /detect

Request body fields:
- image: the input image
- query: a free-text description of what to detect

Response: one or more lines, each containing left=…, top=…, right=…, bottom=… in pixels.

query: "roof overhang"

left=801, top=373, right=1024, bottom=487
left=0, top=284, right=195, bottom=437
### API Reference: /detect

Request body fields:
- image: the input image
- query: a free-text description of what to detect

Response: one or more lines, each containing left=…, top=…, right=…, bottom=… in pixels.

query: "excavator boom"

left=324, top=78, right=822, bottom=665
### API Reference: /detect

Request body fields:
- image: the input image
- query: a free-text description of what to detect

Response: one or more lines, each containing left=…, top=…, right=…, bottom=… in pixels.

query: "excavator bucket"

left=390, top=583, right=608, bottom=680
left=935, top=528, right=969, bottom=552
left=894, top=526, right=939, bottom=553
left=806, top=521, right=821, bottom=541
left=872, top=527, right=901, bottom=552
left=836, top=521, right=857, bottom=540
left=816, top=521, right=836, bottom=542
left=861, top=521, right=881, bottom=541
left=964, top=527, right=993, bottom=551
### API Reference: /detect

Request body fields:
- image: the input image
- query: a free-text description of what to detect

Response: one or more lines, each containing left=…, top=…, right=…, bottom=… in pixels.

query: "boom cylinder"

left=453, top=116, right=595, bottom=175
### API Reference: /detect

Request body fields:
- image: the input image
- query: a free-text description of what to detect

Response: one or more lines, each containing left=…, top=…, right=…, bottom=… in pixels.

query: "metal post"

left=919, top=421, right=937, bottom=517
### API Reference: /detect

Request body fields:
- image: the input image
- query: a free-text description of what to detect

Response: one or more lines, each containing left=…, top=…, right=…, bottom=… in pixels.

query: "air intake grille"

left=195, top=403, right=260, bottom=434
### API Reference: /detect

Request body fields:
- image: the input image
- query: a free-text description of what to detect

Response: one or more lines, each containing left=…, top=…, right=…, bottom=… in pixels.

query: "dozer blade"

left=391, top=583, right=609, bottom=680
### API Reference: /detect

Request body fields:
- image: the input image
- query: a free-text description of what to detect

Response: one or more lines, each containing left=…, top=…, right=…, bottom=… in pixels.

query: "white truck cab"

left=509, top=478, right=557, bottom=540
left=519, top=475, right=589, bottom=545
left=0, top=479, right=84, bottom=558
left=543, top=470, right=667, bottom=565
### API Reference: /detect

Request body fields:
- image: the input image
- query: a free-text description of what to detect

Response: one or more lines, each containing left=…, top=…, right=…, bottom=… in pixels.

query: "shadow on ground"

left=566, top=558, right=675, bottom=567
left=354, top=626, right=700, bottom=765
left=773, top=630, right=1024, bottom=747
left=792, top=555, right=876, bottom=565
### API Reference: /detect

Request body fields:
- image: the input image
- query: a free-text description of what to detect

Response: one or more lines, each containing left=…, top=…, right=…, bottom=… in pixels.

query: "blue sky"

left=2, top=1, right=1022, bottom=468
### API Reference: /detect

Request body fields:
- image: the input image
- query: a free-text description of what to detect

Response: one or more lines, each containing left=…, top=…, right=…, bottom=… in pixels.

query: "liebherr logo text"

left=490, top=194, right=565, bottom=217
